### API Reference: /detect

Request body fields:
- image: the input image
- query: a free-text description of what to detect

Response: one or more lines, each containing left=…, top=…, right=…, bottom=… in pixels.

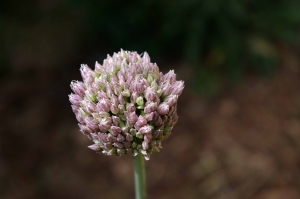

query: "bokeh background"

left=1, top=0, right=300, bottom=198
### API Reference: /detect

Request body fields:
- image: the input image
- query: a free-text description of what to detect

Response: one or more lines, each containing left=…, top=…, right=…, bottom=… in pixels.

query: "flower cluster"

left=69, top=50, right=184, bottom=160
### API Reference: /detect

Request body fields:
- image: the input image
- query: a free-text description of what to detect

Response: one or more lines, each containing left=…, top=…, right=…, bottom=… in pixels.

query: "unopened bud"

left=88, top=144, right=100, bottom=151
left=139, top=125, right=152, bottom=134
left=144, top=102, right=157, bottom=113
left=157, top=103, right=169, bottom=115
left=97, top=98, right=111, bottom=112
left=110, top=126, right=122, bottom=136
left=69, top=94, right=82, bottom=106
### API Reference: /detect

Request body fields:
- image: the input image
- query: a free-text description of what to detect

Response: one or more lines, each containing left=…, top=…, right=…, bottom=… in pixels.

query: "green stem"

left=133, top=153, right=147, bottom=199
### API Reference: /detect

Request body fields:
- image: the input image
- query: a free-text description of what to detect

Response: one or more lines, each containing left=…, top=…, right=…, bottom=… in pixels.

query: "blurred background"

left=1, top=0, right=300, bottom=198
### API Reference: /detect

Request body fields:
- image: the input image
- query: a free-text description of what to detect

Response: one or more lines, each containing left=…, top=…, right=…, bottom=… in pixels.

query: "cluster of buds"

left=69, top=50, right=184, bottom=160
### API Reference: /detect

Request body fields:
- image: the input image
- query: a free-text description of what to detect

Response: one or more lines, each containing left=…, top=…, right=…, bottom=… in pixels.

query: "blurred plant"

left=163, top=0, right=300, bottom=92
left=69, top=0, right=300, bottom=93
left=2, top=0, right=299, bottom=92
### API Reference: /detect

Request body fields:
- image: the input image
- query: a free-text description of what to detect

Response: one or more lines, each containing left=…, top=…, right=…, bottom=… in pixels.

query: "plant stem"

left=133, top=153, right=147, bottom=199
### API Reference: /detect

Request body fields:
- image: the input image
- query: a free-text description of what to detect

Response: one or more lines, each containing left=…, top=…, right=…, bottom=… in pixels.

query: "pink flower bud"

left=118, top=104, right=125, bottom=114
left=144, top=133, right=152, bottom=142
left=139, top=125, right=152, bottom=134
left=149, top=63, right=159, bottom=77
left=112, top=116, right=120, bottom=126
left=110, top=104, right=119, bottom=114
left=113, top=85, right=122, bottom=96
left=144, top=102, right=158, bottom=113
left=98, top=133, right=108, bottom=143
left=91, top=112, right=110, bottom=121
left=97, top=98, right=111, bottom=112
left=70, top=81, right=85, bottom=96
left=110, top=94, right=118, bottom=105
left=110, top=126, right=122, bottom=136
left=74, top=111, right=85, bottom=124
left=153, top=115, right=163, bottom=126
left=126, top=133, right=133, bottom=141
left=71, top=105, right=79, bottom=113
left=163, top=70, right=176, bottom=84
left=84, top=117, right=98, bottom=131
left=94, top=61, right=102, bottom=73
left=143, top=52, right=150, bottom=65
left=98, top=117, right=112, bottom=132
left=142, top=141, right=149, bottom=150
left=81, top=101, right=96, bottom=114
left=88, top=144, right=100, bottom=151
left=117, top=93, right=125, bottom=105
left=135, top=115, right=147, bottom=129
left=157, top=103, right=169, bottom=115
left=126, top=103, right=136, bottom=112
left=160, top=82, right=171, bottom=97
left=98, top=91, right=109, bottom=100
left=121, top=141, right=130, bottom=149
left=131, top=76, right=146, bottom=95
left=170, top=81, right=184, bottom=96
left=144, top=87, right=157, bottom=102
left=130, top=92, right=138, bottom=103
left=113, top=142, right=124, bottom=149
left=128, top=112, right=138, bottom=127
left=106, top=83, right=113, bottom=98
left=117, top=134, right=125, bottom=142
left=107, top=133, right=117, bottom=142
left=152, top=111, right=159, bottom=120
left=80, top=64, right=93, bottom=79
left=90, top=133, right=98, bottom=140
left=69, top=94, right=82, bottom=106
left=78, top=124, right=92, bottom=136
left=117, top=71, right=125, bottom=87
left=144, top=112, right=154, bottom=121
left=164, top=95, right=178, bottom=107
left=111, top=75, right=118, bottom=86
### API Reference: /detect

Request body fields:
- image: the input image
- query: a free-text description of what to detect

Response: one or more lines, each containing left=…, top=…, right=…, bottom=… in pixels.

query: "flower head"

left=69, top=49, right=184, bottom=160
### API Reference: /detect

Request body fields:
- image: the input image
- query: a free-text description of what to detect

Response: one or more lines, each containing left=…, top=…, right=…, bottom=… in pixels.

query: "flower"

left=69, top=49, right=184, bottom=160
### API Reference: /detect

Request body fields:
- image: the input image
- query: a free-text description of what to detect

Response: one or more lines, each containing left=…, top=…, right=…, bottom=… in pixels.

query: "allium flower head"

left=69, top=49, right=184, bottom=160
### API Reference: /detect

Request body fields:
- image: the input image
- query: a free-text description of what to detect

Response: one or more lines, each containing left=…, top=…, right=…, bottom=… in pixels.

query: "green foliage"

left=68, top=0, right=300, bottom=93
left=2, top=0, right=299, bottom=91
left=163, top=0, right=300, bottom=92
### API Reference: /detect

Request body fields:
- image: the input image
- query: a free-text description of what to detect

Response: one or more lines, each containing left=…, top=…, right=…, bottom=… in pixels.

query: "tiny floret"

left=69, top=50, right=184, bottom=160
